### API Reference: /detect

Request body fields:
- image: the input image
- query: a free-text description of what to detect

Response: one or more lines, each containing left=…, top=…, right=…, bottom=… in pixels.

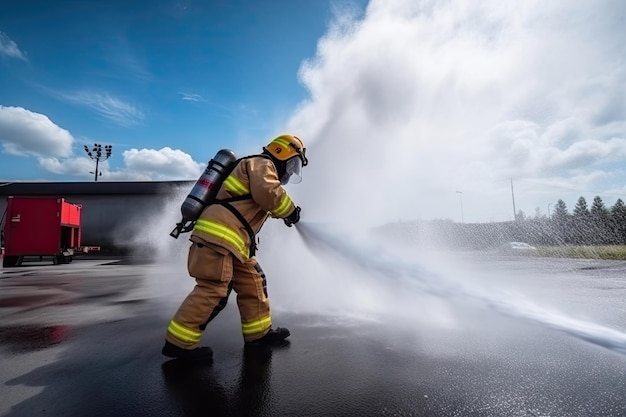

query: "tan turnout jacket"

left=190, top=155, right=296, bottom=262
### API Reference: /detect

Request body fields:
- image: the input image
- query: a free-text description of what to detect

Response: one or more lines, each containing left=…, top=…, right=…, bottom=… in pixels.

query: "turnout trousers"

left=165, top=241, right=272, bottom=349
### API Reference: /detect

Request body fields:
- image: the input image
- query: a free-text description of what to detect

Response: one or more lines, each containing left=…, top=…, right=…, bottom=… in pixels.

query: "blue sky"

left=1, top=0, right=626, bottom=224
left=0, top=0, right=365, bottom=181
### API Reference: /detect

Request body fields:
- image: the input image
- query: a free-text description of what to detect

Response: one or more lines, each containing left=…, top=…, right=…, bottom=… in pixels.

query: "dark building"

left=0, top=181, right=194, bottom=252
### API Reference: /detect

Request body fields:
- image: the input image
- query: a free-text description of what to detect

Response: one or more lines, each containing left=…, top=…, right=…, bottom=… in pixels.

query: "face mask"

left=280, top=157, right=303, bottom=185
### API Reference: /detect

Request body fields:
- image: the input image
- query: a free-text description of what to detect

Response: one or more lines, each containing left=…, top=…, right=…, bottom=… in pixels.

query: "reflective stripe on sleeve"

left=271, top=194, right=292, bottom=217
left=167, top=320, right=202, bottom=344
left=223, top=175, right=249, bottom=195
left=241, top=316, right=272, bottom=336
left=194, top=219, right=249, bottom=259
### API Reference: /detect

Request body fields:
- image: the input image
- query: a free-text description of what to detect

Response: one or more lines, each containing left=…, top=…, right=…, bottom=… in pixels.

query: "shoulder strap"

left=212, top=154, right=270, bottom=257
left=216, top=201, right=258, bottom=257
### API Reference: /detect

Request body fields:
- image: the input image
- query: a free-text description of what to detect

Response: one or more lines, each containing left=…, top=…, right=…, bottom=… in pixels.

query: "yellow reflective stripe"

left=270, top=137, right=290, bottom=148
left=223, top=175, right=249, bottom=195
left=271, top=194, right=292, bottom=217
left=241, top=316, right=272, bottom=336
left=167, top=320, right=202, bottom=343
left=194, top=219, right=249, bottom=258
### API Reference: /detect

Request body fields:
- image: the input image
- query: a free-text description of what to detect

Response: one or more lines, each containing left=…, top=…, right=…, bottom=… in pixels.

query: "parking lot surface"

left=1, top=255, right=626, bottom=416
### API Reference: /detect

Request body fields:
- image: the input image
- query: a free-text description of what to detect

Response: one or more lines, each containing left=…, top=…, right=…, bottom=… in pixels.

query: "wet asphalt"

left=1, top=254, right=626, bottom=417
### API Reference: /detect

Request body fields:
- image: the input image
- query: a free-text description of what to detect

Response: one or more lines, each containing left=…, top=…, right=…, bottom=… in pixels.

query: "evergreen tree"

left=590, top=196, right=609, bottom=217
left=571, top=196, right=591, bottom=244
left=612, top=198, right=626, bottom=213
left=611, top=198, right=626, bottom=244
left=534, top=207, right=546, bottom=219
left=590, top=196, right=610, bottom=244
left=551, top=199, right=570, bottom=243
left=552, top=199, right=569, bottom=221
left=573, top=196, right=590, bottom=216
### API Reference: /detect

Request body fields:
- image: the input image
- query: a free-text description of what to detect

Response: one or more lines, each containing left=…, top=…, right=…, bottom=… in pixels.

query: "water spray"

left=295, top=221, right=626, bottom=357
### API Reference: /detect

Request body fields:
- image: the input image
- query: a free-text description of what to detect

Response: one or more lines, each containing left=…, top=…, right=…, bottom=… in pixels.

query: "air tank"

left=170, top=148, right=237, bottom=238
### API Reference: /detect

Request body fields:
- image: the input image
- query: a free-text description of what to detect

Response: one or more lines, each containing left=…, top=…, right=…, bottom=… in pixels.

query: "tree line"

left=516, top=196, right=626, bottom=245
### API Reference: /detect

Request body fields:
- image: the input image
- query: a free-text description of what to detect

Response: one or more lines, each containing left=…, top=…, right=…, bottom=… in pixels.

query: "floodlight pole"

left=511, top=179, right=517, bottom=221
left=456, top=191, right=464, bottom=223
left=84, top=143, right=113, bottom=182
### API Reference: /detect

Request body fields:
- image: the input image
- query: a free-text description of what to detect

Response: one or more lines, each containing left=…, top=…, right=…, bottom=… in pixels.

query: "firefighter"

left=162, top=134, right=308, bottom=362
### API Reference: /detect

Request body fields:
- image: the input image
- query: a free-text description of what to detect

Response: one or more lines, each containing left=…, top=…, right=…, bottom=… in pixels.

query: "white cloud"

left=0, top=105, right=202, bottom=180
left=61, top=91, right=144, bottom=126
left=38, top=156, right=96, bottom=176
left=38, top=147, right=206, bottom=181
left=0, top=106, right=74, bottom=157
left=0, top=32, right=27, bottom=61
left=37, top=147, right=203, bottom=181
left=287, top=0, right=626, bottom=224
left=6, top=89, right=154, bottom=178
left=117, top=147, right=204, bottom=180
left=178, top=92, right=206, bottom=102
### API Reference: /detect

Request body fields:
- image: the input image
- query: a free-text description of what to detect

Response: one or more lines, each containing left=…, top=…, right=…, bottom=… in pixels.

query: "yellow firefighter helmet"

left=263, top=134, right=308, bottom=184
left=263, top=134, right=308, bottom=166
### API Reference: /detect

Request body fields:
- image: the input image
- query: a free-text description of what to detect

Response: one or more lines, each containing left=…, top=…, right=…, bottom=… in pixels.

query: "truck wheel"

left=58, top=255, right=71, bottom=264
left=2, top=256, right=19, bottom=268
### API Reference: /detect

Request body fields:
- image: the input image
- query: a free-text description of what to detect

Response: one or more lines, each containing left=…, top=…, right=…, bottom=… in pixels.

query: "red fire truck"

left=1, top=196, right=82, bottom=267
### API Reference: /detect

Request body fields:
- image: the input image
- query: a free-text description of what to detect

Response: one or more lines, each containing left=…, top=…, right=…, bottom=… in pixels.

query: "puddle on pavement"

left=0, top=294, right=62, bottom=308
left=0, top=325, right=71, bottom=352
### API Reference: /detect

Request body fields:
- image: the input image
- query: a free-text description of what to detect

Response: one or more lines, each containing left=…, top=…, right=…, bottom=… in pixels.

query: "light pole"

left=84, top=143, right=113, bottom=182
left=456, top=191, right=464, bottom=223
left=547, top=203, right=552, bottom=219
left=511, top=178, right=517, bottom=221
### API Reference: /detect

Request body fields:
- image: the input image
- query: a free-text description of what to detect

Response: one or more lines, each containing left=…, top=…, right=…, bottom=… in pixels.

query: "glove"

left=284, top=206, right=301, bottom=227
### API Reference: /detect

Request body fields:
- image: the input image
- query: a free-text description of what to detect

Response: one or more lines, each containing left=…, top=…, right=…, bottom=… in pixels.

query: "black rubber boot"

left=245, top=327, right=290, bottom=348
left=161, top=340, right=213, bottom=362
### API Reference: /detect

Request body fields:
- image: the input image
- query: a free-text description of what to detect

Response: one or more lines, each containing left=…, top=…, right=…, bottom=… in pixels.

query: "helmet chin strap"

left=276, top=161, right=288, bottom=182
